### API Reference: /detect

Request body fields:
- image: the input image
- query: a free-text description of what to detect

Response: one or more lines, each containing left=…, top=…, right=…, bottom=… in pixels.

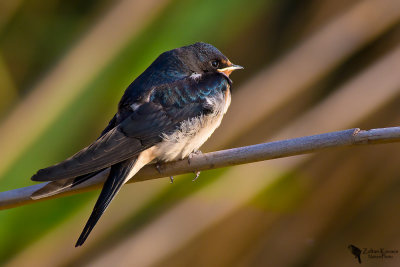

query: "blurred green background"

left=1, top=0, right=400, bottom=266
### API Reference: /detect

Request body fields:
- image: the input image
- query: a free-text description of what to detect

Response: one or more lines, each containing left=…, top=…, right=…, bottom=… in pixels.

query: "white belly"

left=153, top=89, right=231, bottom=162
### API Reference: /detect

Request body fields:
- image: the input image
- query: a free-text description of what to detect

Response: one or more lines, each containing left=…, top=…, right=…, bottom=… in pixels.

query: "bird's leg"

left=188, top=150, right=202, bottom=181
left=156, top=162, right=174, bottom=184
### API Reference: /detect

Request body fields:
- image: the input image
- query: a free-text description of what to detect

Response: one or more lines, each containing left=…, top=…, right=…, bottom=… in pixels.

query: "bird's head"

left=174, top=42, right=243, bottom=78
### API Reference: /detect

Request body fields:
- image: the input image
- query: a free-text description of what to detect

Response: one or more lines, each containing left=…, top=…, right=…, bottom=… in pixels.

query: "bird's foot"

left=192, top=171, right=201, bottom=181
left=188, top=150, right=202, bottom=165
left=156, top=163, right=173, bottom=184
left=155, top=163, right=162, bottom=174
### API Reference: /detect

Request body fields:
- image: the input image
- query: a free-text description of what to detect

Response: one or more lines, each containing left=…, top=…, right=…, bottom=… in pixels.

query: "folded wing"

left=31, top=73, right=229, bottom=181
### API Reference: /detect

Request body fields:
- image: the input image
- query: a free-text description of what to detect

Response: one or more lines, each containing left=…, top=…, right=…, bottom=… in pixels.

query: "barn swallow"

left=30, top=42, right=243, bottom=247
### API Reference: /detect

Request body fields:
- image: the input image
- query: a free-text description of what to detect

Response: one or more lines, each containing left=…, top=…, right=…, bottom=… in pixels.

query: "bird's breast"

left=154, top=89, right=231, bottom=162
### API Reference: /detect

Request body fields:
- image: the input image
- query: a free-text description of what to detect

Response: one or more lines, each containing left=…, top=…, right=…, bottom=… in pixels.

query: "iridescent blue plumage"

left=150, top=73, right=229, bottom=109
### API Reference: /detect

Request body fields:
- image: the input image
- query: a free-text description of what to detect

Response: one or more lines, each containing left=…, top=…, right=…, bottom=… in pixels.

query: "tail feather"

left=75, top=158, right=137, bottom=247
left=31, top=169, right=108, bottom=200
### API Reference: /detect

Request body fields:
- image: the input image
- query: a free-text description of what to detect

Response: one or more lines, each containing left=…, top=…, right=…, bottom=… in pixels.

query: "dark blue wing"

left=31, top=73, right=229, bottom=181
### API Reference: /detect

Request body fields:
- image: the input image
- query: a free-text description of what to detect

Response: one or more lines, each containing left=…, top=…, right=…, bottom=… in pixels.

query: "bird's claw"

left=155, top=163, right=162, bottom=174
left=188, top=150, right=202, bottom=165
left=156, top=163, right=173, bottom=184
left=192, top=171, right=201, bottom=181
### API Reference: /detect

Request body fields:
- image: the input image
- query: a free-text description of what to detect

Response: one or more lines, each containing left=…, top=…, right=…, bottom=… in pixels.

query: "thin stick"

left=1, top=127, right=400, bottom=210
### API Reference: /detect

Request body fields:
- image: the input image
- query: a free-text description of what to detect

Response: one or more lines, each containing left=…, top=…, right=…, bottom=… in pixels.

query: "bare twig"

left=0, top=127, right=399, bottom=210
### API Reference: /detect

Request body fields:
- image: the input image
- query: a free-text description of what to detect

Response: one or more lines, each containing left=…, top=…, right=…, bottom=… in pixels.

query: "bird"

left=30, top=42, right=243, bottom=247
left=348, top=244, right=362, bottom=264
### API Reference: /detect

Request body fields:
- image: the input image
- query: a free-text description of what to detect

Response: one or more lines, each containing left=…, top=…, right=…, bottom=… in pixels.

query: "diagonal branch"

left=1, top=127, right=400, bottom=210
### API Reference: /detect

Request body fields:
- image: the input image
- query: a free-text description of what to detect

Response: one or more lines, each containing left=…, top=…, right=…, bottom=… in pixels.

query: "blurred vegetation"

left=1, top=0, right=400, bottom=266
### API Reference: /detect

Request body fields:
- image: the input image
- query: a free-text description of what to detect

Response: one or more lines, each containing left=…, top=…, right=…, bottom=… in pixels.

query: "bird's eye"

left=211, top=60, right=219, bottom=68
